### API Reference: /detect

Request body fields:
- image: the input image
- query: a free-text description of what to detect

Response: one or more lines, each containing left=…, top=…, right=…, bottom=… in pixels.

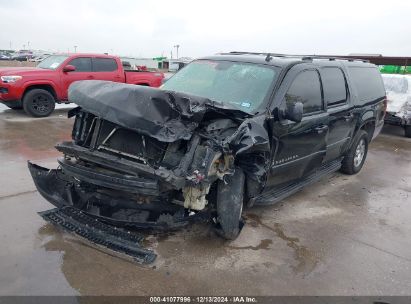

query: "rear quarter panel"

left=344, top=65, right=386, bottom=141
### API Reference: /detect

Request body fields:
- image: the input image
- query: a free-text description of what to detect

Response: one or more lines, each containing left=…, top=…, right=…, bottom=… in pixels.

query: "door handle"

left=87, top=75, right=94, bottom=79
left=344, top=113, right=354, bottom=121
left=315, top=125, right=328, bottom=134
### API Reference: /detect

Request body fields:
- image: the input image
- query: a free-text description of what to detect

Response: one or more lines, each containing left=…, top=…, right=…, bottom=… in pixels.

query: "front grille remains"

left=72, top=112, right=180, bottom=166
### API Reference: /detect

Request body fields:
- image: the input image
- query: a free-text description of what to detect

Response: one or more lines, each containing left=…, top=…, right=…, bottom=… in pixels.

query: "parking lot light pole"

left=74, top=46, right=77, bottom=53
left=174, top=45, right=180, bottom=59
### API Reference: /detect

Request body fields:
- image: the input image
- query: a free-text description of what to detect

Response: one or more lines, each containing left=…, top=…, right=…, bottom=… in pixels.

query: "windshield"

left=37, top=55, right=69, bottom=70
left=162, top=60, right=279, bottom=112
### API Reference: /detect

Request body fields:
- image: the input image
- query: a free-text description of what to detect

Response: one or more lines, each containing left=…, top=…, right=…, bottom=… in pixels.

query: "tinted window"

left=286, top=70, right=322, bottom=114
left=321, top=67, right=347, bottom=107
left=348, top=67, right=386, bottom=103
left=93, top=58, right=118, bottom=72
left=68, top=57, right=92, bottom=72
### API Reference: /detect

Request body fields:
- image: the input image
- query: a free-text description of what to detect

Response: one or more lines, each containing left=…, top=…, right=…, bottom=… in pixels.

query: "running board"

left=253, top=159, right=342, bottom=205
left=39, top=206, right=156, bottom=264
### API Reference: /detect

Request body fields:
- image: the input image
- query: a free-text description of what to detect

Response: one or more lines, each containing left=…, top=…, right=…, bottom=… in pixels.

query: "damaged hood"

left=68, top=80, right=247, bottom=142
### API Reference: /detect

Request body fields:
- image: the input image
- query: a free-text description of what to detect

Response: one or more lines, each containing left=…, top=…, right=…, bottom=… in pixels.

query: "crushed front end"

left=29, top=80, right=270, bottom=230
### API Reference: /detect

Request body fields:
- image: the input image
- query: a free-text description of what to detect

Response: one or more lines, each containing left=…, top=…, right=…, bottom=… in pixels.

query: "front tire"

left=340, top=130, right=368, bottom=175
left=215, top=168, right=245, bottom=240
left=23, top=89, right=55, bottom=117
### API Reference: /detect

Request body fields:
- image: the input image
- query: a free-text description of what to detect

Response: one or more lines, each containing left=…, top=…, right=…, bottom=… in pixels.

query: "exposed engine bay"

left=29, top=80, right=271, bottom=230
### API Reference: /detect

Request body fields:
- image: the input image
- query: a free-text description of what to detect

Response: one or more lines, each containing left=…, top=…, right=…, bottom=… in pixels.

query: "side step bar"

left=253, top=159, right=342, bottom=205
left=39, top=206, right=156, bottom=264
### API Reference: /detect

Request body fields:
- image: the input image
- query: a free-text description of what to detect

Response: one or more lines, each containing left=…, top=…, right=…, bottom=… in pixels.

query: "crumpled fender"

left=224, top=115, right=271, bottom=187
left=225, top=115, right=270, bottom=155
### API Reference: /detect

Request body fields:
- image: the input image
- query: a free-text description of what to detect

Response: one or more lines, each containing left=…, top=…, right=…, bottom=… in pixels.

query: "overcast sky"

left=0, top=0, right=410, bottom=58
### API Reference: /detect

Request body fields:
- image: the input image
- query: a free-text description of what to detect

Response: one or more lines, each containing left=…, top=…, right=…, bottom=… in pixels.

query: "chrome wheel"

left=353, top=138, right=365, bottom=167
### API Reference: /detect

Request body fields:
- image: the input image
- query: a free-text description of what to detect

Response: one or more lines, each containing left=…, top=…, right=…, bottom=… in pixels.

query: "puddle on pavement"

left=228, top=239, right=273, bottom=251
left=38, top=223, right=157, bottom=294
left=0, top=112, right=72, bottom=161
left=245, top=213, right=319, bottom=275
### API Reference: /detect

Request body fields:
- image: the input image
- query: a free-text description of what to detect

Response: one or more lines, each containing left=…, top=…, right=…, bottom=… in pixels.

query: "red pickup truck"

left=0, top=53, right=164, bottom=117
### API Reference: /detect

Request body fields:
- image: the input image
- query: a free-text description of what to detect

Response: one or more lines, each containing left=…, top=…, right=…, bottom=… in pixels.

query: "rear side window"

left=321, top=67, right=347, bottom=107
left=348, top=67, right=386, bottom=103
left=68, top=57, right=92, bottom=72
left=286, top=70, right=322, bottom=114
left=93, top=58, right=118, bottom=72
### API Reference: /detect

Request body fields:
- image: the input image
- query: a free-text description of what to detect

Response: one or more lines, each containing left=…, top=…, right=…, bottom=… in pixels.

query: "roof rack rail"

left=225, top=51, right=369, bottom=63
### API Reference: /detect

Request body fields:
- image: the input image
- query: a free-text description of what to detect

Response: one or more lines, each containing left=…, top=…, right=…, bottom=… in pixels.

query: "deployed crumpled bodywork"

left=382, top=74, right=411, bottom=126
left=29, top=80, right=271, bottom=228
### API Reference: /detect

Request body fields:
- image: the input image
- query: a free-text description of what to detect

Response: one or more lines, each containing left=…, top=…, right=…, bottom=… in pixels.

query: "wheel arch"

left=356, top=119, right=375, bottom=143
left=23, top=83, right=58, bottom=101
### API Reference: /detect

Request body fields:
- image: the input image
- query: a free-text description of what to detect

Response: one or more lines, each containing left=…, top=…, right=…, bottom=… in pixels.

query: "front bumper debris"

left=56, top=141, right=186, bottom=189
left=39, top=206, right=157, bottom=264
left=28, top=161, right=211, bottom=231
left=57, top=157, right=160, bottom=196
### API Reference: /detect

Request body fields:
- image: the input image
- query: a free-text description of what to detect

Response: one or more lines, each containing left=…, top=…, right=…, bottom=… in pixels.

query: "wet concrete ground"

left=0, top=106, right=410, bottom=296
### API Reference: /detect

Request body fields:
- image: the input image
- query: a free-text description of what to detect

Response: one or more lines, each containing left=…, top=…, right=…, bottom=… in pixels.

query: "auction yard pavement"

left=0, top=105, right=410, bottom=296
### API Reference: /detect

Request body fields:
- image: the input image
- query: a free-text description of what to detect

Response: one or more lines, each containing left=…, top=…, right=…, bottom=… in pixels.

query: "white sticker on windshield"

left=241, top=102, right=251, bottom=108
left=50, top=62, right=59, bottom=69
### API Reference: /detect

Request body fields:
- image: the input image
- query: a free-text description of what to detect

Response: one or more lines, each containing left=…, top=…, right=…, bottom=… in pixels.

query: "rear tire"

left=215, top=168, right=245, bottom=240
left=23, top=89, right=55, bottom=117
left=405, top=125, right=411, bottom=138
left=340, top=130, right=368, bottom=175
left=3, top=101, right=23, bottom=110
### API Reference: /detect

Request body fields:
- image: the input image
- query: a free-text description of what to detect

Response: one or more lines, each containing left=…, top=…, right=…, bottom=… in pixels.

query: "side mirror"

left=63, top=65, right=76, bottom=72
left=284, top=102, right=303, bottom=123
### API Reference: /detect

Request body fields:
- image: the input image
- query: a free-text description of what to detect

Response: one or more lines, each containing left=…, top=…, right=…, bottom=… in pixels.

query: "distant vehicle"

left=169, top=61, right=187, bottom=72
left=0, top=53, right=164, bottom=117
left=29, top=52, right=387, bottom=243
left=30, top=54, right=51, bottom=62
left=168, top=58, right=192, bottom=72
left=382, top=74, right=411, bottom=137
left=0, top=53, right=11, bottom=61
left=11, top=50, right=34, bottom=61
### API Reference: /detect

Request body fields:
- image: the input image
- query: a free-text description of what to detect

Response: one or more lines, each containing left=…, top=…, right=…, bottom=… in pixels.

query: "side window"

left=321, top=67, right=347, bottom=107
left=286, top=70, right=322, bottom=114
left=93, top=58, right=118, bottom=72
left=68, top=57, right=92, bottom=72
left=348, top=67, right=386, bottom=103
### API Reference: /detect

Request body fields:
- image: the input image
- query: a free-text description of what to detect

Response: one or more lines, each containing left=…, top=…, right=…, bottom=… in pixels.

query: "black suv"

left=29, top=52, right=386, bottom=241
